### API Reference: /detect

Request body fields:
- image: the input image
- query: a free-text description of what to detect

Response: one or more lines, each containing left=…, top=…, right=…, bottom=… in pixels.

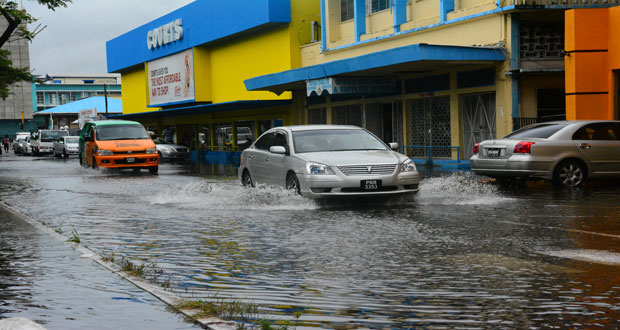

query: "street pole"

left=104, top=83, right=108, bottom=115
left=21, top=110, right=24, bottom=132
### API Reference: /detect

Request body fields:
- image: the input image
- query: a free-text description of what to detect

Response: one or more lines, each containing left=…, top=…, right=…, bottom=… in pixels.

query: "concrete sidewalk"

left=0, top=204, right=201, bottom=330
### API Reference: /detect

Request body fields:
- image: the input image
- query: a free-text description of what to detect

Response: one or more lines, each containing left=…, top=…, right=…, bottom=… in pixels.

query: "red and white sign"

left=147, top=49, right=194, bottom=106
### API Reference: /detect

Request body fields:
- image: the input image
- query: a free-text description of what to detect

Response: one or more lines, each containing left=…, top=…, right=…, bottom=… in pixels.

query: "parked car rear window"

left=504, top=124, right=567, bottom=139
left=40, top=130, right=68, bottom=142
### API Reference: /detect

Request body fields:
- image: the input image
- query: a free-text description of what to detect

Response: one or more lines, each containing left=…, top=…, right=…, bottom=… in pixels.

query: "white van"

left=31, top=130, right=69, bottom=155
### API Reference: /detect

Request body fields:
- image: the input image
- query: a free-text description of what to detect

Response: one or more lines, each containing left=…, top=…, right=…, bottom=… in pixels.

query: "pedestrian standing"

left=2, top=135, right=10, bottom=153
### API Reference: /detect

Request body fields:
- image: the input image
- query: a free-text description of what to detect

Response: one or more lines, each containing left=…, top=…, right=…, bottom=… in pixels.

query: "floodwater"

left=1, top=154, right=619, bottom=329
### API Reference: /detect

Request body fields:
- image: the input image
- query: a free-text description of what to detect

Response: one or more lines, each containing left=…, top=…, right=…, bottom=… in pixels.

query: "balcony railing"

left=505, top=0, right=620, bottom=6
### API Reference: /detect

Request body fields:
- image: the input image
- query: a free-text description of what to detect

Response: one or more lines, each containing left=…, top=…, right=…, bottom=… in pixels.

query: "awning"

left=34, top=96, right=122, bottom=115
left=244, top=43, right=506, bottom=94
left=108, top=99, right=292, bottom=120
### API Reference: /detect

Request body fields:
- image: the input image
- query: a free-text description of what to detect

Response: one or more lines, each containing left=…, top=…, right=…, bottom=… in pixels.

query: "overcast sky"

left=22, top=0, right=194, bottom=76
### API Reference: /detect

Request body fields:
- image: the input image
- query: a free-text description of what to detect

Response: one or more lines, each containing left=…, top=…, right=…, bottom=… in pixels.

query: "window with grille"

left=368, top=0, right=389, bottom=13
left=69, top=92, right=77, bottom=102
left=60, top=93, right=67, bottom=105
left=36, top=92, right=44, bottom=105
left=341, top=0, right=354, bottom=22
left=308, top=108, right=327, bottom=124
left=49, top=94, right=57, bottom=105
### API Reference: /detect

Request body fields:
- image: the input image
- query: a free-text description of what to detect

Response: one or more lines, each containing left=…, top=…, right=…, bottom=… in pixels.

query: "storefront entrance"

left=461, top=92, right=496, bottom=159
left=365, top=102, right=403, bottom=145
left=407, top=96, right=451, bottom=158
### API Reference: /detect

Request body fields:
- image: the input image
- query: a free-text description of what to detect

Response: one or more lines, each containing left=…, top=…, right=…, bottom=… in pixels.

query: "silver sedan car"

left=470, top=120, right=620, bottom=187
left=239, top=125, right=420, bottom=198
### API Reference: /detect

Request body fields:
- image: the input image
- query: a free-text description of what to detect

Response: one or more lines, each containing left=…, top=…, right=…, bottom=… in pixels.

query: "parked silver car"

left=18, top=136, right=33, bottom=155
left=153, top=138, right=189, bottom=160
left=53, top=136, right=79, bottom=158
left=470, top=120, right=620, bottom=187
left=239, top=125, right=420, bottom=198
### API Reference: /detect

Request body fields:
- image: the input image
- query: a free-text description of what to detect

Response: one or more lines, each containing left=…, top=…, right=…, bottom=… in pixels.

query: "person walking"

left=2, top=135, right=10, bottom=153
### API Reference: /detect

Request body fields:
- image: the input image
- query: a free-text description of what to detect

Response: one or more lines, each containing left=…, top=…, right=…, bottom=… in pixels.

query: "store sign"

left=306, top=77, right=396, bottom=97
left=147, top=19, right=183, bottom=50
left=147, top=49, right=195, bottom=106
left=78, top=108, right=97, bottom=129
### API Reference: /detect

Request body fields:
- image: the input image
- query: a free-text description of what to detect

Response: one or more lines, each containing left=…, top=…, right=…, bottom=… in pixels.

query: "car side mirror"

left=389, top=142, right=399, bottom=150
left=270, top=146, right=287, bottom=154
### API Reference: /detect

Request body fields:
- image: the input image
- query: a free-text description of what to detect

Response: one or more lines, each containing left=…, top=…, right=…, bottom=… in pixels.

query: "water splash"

left=149, top=181, right=318, bottom=211
left=541, top=249, right=620, bottom=266
left=416, top=172, right=513, bottom=205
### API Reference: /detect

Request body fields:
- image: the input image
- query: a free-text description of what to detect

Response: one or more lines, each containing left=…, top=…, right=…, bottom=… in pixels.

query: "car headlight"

left=400, top=158, right=416, bottom=172
left=96, top=149, right=113, bottom=156
left=146, top=148, right=158, bottom=154
left=306, top=162, right=335, bottom=175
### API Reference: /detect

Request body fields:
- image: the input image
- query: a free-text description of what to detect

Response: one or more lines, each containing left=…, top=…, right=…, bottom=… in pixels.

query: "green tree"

left=0, top=0, right=71, bottom=99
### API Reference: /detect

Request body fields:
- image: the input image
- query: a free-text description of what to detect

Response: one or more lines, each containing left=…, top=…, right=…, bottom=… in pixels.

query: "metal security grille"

left=365, top=107, right=381, bottom=137
left=308, top=108, right=327, bottom=124
left=333, top=105, right=363, bottom=127
left=407, top=96, right=451, bottom=157
left=461, top=93, right=496, bottom=159
left=337, top=164, right=397, bottom=176
left=392, top=101, right=403, bottom=147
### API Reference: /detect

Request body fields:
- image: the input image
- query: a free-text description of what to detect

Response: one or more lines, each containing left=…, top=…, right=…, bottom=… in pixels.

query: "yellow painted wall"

left=193, top=46, right=212, bottom=102
left=120, top=65, right=151, bottom=114
left=302, top=15, right=504, bottom=67
left=520, top=75, right=565, bottom=118
left=209, top=26, right=293, bottom=103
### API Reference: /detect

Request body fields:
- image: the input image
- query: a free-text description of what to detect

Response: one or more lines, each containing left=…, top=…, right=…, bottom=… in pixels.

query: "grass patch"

left=54, top=227, right=62, bottom=234
left=118, top=256, right=163, bottom=278
left=101, top=252, right=115, bottom=263
left=67, top=228, right=80, bottom=243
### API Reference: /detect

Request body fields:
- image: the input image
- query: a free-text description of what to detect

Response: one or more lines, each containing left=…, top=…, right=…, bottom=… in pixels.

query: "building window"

left=368, top=0, right=389, bottom=13
left=83, top=80, right=95, bottom=84
left=341, top=0, right=354, bottom=22
left=49, top=93, right=57, bottom=105
left=69, top=92, right=77, bottom=102
left=53, top=80, right=62, bottom=84
left=60, top=93, right=67, bottom=105
left=36, top=92, right=44, bottom=105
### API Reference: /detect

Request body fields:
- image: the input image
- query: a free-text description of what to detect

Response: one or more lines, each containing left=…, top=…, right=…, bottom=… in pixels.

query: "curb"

left=0, top=201, right=235, bottom=330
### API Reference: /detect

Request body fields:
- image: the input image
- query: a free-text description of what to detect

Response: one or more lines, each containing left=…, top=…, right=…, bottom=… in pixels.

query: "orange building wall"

left=566, top=8, right=620, bottom=120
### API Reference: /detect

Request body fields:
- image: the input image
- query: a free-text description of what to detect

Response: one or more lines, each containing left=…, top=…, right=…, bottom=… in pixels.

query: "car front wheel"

left=286, top=173, right=300, bottom=195
left=149, top=166, right=158, bottom=174
left=553, top=160, right=586, bottom=187
left=241, top=170, right=254, bottom=187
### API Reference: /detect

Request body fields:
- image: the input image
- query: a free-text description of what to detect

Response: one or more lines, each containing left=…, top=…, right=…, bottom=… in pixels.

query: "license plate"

left=126, top=157, right=135, bottom=163
left=487, top=148, right=500, bottom=157
left=361, top=179, right=381, bottom=191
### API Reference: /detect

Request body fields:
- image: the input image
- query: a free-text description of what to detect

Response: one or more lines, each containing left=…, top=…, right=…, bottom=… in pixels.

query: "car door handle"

left=580, top=143, right=591, bottom=150
left=265, top=158, right=270, bottom=162
left=248, top=155, right=253, bottom=159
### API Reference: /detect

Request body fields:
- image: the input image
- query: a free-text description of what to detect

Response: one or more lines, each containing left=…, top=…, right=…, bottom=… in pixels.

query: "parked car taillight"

left=514, top=141, right=535, bottom=154
left=473, top=143, right=479, bottom=154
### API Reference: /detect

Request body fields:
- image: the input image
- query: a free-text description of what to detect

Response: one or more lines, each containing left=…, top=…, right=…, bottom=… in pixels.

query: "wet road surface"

left=1, top=153, right=619, bottom=329
left=0, top=194, right=200, bottom=329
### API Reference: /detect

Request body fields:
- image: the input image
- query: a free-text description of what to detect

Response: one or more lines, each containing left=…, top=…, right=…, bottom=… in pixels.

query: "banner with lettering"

left=147, top=49, right=195, bottom=106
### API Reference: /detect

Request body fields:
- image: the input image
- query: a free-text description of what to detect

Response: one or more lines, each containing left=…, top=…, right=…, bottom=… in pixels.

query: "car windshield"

left=40, top=131, right=68, bottom=142
left=96, top=124, right=150, bottom=141
left=504, top=124, right=567, bottom=139
left=65, top=138, right=78, bottom=144
left=293, top=129, right=387, bottom=153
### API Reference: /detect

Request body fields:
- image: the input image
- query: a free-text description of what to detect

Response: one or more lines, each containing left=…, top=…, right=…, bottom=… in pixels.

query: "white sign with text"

left=147, top=49, right=195, bottom=106
left=78, top=108, right=97, bottom=129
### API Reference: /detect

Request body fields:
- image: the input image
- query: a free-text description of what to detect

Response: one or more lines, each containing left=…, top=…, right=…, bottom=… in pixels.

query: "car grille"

left=114, top=150, right=145, bottom=155
left=337, top=164, right=397, bottom=176
left=114, top=158, right=147, bottom=164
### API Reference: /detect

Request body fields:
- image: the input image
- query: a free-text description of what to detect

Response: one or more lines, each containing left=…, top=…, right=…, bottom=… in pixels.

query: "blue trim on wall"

left=245, top=44, right=505, bottom=91
left=440, top=0, right=455, bottom=23
left=354, top=0, right=366, bottom=42
left=109, top=100, right=292, bottom=120
left=320, top=0, right=327, bottom=51
left=147, top=98, right=197, bottom=108
left=393, top=0, right=407, bottom=33
left=106, top=0, right=291, bottom=73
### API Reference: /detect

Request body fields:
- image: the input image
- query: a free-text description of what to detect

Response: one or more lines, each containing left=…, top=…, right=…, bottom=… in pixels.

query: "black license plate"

left=361, top=179, right=381, bottom=191
left=487, top=148, right=500, bottom=157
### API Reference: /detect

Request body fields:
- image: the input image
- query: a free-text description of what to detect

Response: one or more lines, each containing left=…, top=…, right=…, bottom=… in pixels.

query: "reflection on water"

left=1, top=157, right=619, bottom=328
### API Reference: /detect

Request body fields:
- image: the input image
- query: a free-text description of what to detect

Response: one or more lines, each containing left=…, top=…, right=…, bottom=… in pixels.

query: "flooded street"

left=1, top=154, right=619, bottom=329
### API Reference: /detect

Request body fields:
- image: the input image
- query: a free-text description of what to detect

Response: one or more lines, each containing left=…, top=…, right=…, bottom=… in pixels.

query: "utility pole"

left=104, top=83, right=108, bottom=115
